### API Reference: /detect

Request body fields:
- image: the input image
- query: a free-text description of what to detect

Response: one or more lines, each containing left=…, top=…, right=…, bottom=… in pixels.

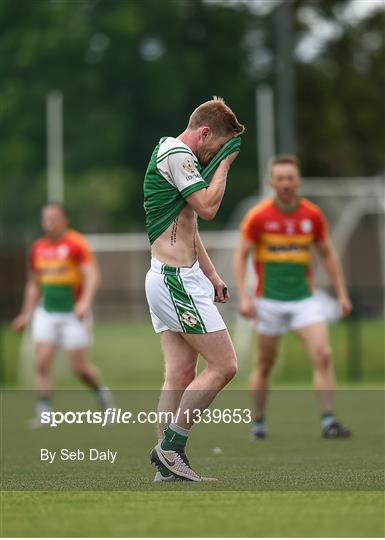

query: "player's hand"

left=211, top=275, right=230, bottom=303
left=11, top=313, right=29, bottom=332
left=74, top=300, right=90, bottom=319
left=338, top=295, right=352, bottom=318
left=221, top=151, right=239, bottom=168
left=239, top=296, right=256, bottom=319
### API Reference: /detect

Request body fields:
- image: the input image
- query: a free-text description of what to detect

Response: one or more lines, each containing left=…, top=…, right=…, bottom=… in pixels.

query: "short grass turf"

left=2, top=390, right=384, bottom=536
left=1, top=318, right=384, bottom=536
left=2, top=389, right=384, bottom=492
left=2, top=491, right=384, bottom=537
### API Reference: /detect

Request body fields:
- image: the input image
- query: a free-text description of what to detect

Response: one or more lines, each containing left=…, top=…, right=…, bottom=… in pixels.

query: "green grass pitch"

left=3, top=491, right=384, bottom=537
left=1, top=318, right=384, bottom=536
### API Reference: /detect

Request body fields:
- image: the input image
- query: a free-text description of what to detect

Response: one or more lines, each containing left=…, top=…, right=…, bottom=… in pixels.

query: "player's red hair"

left=187, top=96, right=245, bottom=137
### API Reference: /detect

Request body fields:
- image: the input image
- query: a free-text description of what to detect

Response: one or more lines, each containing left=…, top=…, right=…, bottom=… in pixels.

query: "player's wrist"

left=205, top=269, right=220, bottom=282
left=217, top=160, right=230, bottom=174
left=75, top=298, right=90, bottom=311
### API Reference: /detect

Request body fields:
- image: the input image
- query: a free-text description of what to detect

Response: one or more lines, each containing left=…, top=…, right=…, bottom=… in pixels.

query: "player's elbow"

left=234, top=244, right=251, bottom=265
left=197, top=206, right=217, bottom=221
left=319, top=248, right=333, bottom=263
left=187, top=192, right=218, bottom=220
left=88, top=265, right=101, bottom=289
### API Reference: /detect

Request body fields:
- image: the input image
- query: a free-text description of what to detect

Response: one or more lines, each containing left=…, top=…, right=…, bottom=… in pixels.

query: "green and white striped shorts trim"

left=145, top=258, right=227, bottom=334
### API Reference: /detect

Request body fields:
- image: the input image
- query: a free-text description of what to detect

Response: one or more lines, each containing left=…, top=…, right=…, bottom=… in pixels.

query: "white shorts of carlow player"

left=32, top=306, right=92, bottom=349
left=145, top=258, right=226, bottom=334
left=255, top=295, right=325, bottom=336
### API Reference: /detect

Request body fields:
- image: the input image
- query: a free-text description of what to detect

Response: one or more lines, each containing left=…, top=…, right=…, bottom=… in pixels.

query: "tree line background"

left=1, top=0, right=384, bottom=238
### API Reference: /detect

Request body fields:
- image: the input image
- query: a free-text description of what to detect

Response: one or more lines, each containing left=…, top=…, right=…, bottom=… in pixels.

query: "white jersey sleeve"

left=157, top=139, right=208, bottom=198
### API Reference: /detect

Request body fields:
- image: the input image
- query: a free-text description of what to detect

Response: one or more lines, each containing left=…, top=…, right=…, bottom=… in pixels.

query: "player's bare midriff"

left=151, top=203, right=197, bottom=267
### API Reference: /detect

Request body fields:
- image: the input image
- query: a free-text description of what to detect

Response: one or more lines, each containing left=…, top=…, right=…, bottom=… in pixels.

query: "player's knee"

left=36, top=360, right=49, bottom=376
left=222, top=357, right=237, bottom=383
left=257, top=355, right=275, bottom=378
left=314, top=346, right=332, bottom=370
left=165, top=368, right=195, bottom=389
left=258, top=364, right=272, bottom=380
left=70, top=359, right=87, bottom=376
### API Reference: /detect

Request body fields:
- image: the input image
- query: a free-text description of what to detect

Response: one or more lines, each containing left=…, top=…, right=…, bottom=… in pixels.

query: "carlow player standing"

left=234, top=155, right=352, bottom=439
left=144, top=97, right=244, bottom=481
left=12, top=203, right=113, bottom=424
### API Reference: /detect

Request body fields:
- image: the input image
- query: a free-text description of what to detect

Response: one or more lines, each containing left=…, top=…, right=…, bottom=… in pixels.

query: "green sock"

left=321, top=411, right=336, bottom=429
left=161, top=425, right=188, bottom=451
left=37, top=396, right=51, bottom=416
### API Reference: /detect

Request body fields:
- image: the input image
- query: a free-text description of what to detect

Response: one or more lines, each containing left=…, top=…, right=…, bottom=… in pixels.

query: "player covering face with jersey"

left=143, top=97, right=245, bottom=481
left=234, top=155, right=352, bottom=439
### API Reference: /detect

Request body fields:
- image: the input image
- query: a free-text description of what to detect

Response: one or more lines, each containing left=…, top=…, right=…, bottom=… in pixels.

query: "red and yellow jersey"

left=30, top=229, right=94, bottom=312
left=241, top=197, right=328, bottom=301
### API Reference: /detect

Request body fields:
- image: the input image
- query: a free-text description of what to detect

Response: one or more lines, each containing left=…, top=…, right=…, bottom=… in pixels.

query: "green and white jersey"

left=144, top=137, right=209, bottom=244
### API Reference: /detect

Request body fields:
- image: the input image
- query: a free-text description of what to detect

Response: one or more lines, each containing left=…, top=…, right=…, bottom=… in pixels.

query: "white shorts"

left=145, top=258, right=227, bottom=334
left=255, top=296, right=325, bottom=336
left=31, top=306, right=91, bottom=349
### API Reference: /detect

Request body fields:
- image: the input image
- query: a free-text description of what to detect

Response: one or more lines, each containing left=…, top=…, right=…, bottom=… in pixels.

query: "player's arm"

left=74, top=259, right=101, bottom=319
left=233, top=238, right=256, bottom=319
left=186, top=152, right=239, bottom=220
left=11, top=272, right=41, bottom=331
left=195, top=231, right=229, bottom=303
left=314, top=238, right=352, bottom=317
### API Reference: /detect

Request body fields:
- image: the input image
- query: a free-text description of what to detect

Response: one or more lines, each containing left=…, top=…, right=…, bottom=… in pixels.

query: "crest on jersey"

left=300, top=219, right=313, bottom=233
left=284, top=219, right=296, bottom=235
left=182, top=156, right=196, bottom=174
left=182, top=311, right=197, bottom=327
left=265, top=221, right=280, bottom=232
left=57, top=244, right=69, bottom=259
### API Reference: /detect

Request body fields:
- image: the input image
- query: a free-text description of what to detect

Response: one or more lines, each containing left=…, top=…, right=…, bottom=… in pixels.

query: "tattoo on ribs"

left=171, top=217, right=178, bottom=246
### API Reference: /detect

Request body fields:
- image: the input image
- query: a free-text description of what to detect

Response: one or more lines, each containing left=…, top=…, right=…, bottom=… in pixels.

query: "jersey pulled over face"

left=143, top=137, right=208, bottom=245
left=30, top=229, right=93, bottom=312
left=241, top=198, right=328, bottom=301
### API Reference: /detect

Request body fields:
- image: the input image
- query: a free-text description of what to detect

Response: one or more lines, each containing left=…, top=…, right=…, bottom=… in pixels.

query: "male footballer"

left=144, top=97, right=244, bottom=481
left=12, top=203, right=113, bottom=425
left=234, top=155, right=352, bottom=439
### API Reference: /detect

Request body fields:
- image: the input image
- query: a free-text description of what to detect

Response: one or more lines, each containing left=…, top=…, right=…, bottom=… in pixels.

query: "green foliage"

left=0, top=0, right=383, bottom=234
left=296, top=1, right=385, bottom=176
